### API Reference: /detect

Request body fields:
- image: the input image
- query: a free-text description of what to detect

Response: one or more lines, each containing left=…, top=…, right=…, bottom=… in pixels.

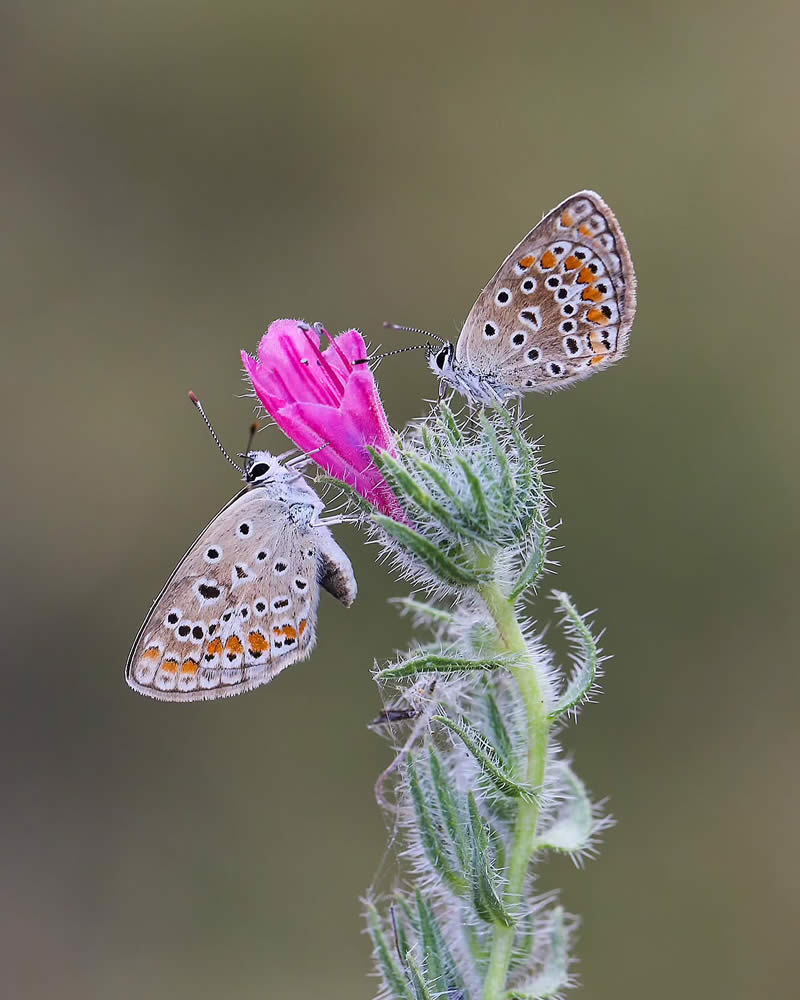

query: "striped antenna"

left=383, top=321, right=448, bottom=345
left=188, top=391, right=243, bottom=474
left=353, top=342, right=430, bottom=366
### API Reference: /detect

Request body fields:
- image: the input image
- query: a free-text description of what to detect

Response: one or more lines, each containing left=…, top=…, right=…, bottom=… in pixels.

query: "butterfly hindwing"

left=456, top=190, right=636, bottom=393
left=126, top=486, right=341, bottom=701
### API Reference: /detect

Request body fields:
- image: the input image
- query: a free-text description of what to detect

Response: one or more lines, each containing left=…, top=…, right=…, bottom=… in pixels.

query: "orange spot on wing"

left=578, top=223, right=593, bottom=236
left=162, top=659, right=179, bottom=673
left=207, top=637, right=223, bottom=656
left=563, top=254, right=581, bottom=270
left=272, top=625, right=298, bottom=640
left=576, top=267, right=594, bottom=284
left=298, top=618, right=308, bottom=636
left=143, top=646, right=160, bottom=660
left=248, top=630, right=269, bottom=653
left=181, top=658, right=199, bottom=674
left=540, top=250, right=557, bottom=269
left=224, top=636, right=243, bottom=656
left=561, top=209, right=574, bottom=226
left=590, top=354, right=607, bottom=365
left=582, top=285, right=604, bottom=303
left=586, top=307, right=609, bottom=325
left=518, top=254, right=535, bottom=269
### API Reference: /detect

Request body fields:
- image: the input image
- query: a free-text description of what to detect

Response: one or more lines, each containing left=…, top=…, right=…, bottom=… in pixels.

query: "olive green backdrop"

left=3, top=2, right=797, bottom=997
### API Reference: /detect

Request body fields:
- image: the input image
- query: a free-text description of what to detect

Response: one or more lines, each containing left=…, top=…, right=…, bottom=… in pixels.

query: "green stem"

left=479, top=583, right=549, bottom=1000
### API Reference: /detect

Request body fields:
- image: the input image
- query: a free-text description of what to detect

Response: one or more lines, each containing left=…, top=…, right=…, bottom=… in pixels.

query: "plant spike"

left=362, top=403, right=613, bottom=1000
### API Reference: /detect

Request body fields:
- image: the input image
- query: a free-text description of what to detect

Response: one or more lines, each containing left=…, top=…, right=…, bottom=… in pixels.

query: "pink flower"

left=242, top=319, right=404, bottom=520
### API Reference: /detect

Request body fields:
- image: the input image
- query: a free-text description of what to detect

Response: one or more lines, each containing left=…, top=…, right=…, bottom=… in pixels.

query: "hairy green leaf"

left=435, top=715, right=537, bottom=802
left=510, top=523, right=549, bottom=602
left=468, top=793, right=514, bottom=927
left=454, top=453, right=492, bottom=532
left=391, top=596, right=458, bottom=626
left=479, top=411, right=514, bottom=506
left=365, top=902, right=415, bottom=1000
left=373, top=448, right=479, bottom=540
left=377, top=654, right=506, bottom=680
left=485, top=691, right=514, bottom=767
left=415, top=891, right=466, bottom=998
left=428, top=748, right=469, bottom=869
left=406, top=953, right=435, bottom=1000
left=506, top=907, right=569, bottom=999
left=407, top=754, right=466, bottom=892
left=548, top=591, right=601, bottom=719
left=438, top=401, right=464, bottom=447
left=536, top=762, right=593, bottom=854
left=372, top=514, right=485, bottom=587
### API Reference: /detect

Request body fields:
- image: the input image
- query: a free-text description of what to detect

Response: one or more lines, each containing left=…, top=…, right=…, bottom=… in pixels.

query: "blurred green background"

left=3, top=1, right=798, bottom=997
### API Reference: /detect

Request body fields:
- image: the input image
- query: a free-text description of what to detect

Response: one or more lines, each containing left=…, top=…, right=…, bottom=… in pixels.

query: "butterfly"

left=394, top=191, right=636, bottom=405
left=126, top=405, right=356, bottom=702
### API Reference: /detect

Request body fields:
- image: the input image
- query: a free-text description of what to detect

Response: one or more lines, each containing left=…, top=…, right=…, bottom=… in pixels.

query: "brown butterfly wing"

left=126, top=490, right=330, bottom=702
left=456, top=190, right=636, bottom=392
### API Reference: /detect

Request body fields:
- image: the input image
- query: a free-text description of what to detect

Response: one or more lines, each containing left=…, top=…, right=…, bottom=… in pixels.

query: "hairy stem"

left=479, top=583, right=549, bottom=1000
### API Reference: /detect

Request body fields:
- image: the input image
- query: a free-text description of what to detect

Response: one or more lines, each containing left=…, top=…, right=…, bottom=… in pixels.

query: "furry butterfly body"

left=428, top=190, right=636, bottom=404
left=126, top=451, right=356, bottom=701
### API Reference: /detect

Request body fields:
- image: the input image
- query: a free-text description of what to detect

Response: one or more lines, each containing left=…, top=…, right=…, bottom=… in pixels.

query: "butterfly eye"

left=435, top=348, right=450, bottom=369
left=249, top=462, right=270, bottom=480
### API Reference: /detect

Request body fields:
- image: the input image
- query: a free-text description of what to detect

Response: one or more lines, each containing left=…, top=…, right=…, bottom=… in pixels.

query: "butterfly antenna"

left=353, top=342, right=430, bottom=366
left=383, top=321, right=448, bottom=345
left=244, top=420, right=259, bottom=461
left=188, top=391, right=244, bottom=474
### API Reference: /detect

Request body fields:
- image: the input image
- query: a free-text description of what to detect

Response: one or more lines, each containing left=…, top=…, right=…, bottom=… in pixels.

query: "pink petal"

left=321, top=327, right=367, bottom=375
left=242, top=319, right=405, bottom=521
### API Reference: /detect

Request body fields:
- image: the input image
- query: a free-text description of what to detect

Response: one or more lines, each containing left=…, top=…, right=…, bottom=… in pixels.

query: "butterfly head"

left=426, top=341, right=457, bottom=382
left=425, top=341, right=512, bottom=405
left=243, top=450, right=292, bottom=485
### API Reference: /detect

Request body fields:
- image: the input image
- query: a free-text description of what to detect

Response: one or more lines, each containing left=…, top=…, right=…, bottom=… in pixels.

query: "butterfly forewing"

left=457, top=190, right=636, bottom=392
left=126, top=488, right=341, bottom=702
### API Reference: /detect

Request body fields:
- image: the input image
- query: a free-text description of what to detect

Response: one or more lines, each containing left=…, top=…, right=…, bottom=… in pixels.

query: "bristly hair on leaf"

left=358, top=402, right=613, bottom=1000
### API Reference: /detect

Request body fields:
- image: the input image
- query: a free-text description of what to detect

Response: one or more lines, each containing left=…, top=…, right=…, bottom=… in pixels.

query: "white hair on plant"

left=357, top=402, right=615, bottom=1000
